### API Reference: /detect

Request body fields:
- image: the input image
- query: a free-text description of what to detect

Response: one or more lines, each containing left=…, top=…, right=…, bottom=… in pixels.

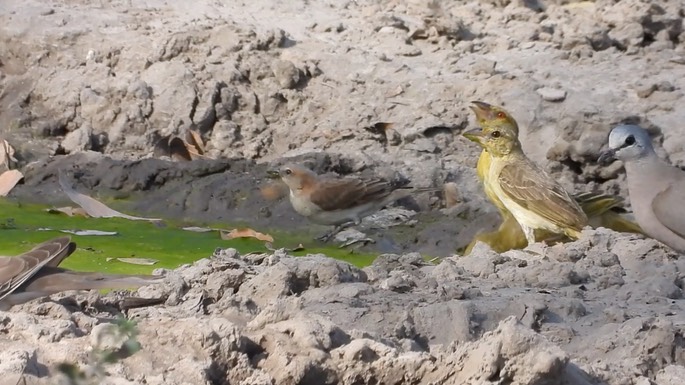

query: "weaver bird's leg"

left=315, top=221, right=355, bottom=242
left=522, top=225, right=536, bottom=247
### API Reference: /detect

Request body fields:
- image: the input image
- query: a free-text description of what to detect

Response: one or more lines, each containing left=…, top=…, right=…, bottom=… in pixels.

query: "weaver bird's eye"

left=491, top=130, right=501, bottom=138
left=624, top=135, right=635, bottom=146
left=284, top=168, right=293, bottom=175
left=496, top=111, right=506, bottom=119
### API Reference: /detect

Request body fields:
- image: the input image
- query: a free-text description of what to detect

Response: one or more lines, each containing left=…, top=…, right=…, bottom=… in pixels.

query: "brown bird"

left=0, top=237, right=163, bottom=310
left=269, top=164, right=427, bottom=241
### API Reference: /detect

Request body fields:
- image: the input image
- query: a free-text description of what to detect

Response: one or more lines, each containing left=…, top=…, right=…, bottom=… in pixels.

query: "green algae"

left=0, top=199, right=378, bottom=275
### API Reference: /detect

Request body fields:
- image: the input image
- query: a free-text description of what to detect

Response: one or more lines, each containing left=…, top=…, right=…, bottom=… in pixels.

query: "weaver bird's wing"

left=0, top=237, right=74, bottom=302
left=573, top=192, right=625, bottom=215
left=498, top=162, right=587, bottom=231
left=309, top=177, right=399, bottom=211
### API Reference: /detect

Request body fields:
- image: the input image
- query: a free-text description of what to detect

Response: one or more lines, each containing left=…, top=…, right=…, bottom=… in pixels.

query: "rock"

left=271, top=60, right=301, bottom=89
left=609, top=22, right=644, bottom=48
left=536, top=87, right=567, bottom=102
left=1, top=233, right=685, bottom=384
left=656, top=365, right=685, bottom=385
left=61, top=125, right=93, bottom=153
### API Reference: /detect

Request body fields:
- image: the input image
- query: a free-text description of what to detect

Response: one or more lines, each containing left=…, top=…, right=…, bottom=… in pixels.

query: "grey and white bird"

left=0, top=237, right=163, bottom=310
left=598, top=124, right=685, bottom=252
left=268, top=163, right=428, bottom=241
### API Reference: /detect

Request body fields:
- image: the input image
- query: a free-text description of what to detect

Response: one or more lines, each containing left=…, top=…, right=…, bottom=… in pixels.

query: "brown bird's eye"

left=284, top=168, right=293, bottom=175
left=496, top=111, right=506, bottom=119
left=491, top=130, right=501, bottom=138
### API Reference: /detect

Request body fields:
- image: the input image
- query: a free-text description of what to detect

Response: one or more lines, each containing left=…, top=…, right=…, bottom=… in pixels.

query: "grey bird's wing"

left=0, top=237, right=74, bottom=302
left=651, top=178, right=685, bottom=239
left=498, top=161, right=588, bottom=231
left=309, top=177, right=401, bottom=211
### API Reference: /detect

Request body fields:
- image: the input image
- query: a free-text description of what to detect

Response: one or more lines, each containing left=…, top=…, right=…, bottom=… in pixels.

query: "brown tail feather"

left=22, top=269, right=164, bottom=293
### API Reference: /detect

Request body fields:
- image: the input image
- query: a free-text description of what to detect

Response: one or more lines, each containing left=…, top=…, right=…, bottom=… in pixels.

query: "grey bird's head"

left=598, top=124, right=655, bottom=165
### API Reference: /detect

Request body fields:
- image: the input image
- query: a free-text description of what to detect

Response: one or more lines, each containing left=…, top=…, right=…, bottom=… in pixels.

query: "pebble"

left=536, top=87, right=567, bottom=102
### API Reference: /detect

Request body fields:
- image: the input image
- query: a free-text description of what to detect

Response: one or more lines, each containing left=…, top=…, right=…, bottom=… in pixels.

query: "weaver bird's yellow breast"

left=478, top=150, right=510, bottom=218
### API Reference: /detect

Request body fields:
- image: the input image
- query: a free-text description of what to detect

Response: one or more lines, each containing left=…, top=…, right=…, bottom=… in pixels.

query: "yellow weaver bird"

left=465, top=191, right=643, bottom=253
left=463, top=101, right=642, bottom=251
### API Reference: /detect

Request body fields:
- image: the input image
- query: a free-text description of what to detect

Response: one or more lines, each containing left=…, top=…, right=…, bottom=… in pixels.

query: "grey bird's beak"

left=266, top=169, right=281, bottom=179
left=597, top=149, right=617, bottom=166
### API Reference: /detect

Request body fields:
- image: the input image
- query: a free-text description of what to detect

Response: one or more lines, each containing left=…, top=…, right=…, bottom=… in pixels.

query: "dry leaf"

left=0, top=139, right=17, bottom=170
left=59, top=172, right=162, bottom=222
left=116, top=257, right=159, bottom=265
left=168, top=137, right=192, bottom=161
left=153, top=135, right=192, bottom=161
left=265, top=242, right=304, bottom=252
left=153, top=134, right=212, bottom=161
left=60, top=229, right=118, bottom=236
left=185, top=129, right=205, bottom=155
left=153, top=135, right=172, bottom=158
left=260, top=181, right=289, bottom=200
left=0, top=169, right=23, bottom=196
left=181, top=226, right=216, bottom=233
left=46, top=206, right=90, bottom=217
left=186, top=146, right=212, bottom=160
left=221, top=228, right=274, bottom=243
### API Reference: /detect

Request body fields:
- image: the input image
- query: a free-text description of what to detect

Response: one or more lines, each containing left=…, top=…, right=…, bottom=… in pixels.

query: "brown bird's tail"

left=384, top=186, right=440, bottom=204
left=21, top=269, right=164, bottom=293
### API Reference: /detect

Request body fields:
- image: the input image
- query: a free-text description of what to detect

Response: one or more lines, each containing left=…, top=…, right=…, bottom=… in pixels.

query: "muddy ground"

left=1, top=0, right=685, bottom=384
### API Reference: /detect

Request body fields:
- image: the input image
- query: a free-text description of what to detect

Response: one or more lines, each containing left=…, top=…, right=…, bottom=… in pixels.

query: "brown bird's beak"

left=266, top=169, right=281, bottom=179
left=597, top=149, right=617, bottom=166
left=463, top=128, right=486, bottom=144
left=469, top=101, right=496, bottom=121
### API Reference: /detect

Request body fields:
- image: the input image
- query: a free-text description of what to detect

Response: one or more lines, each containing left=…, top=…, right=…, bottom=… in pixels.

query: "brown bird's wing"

left=652, top=180, right=685, bottom=239
left=498, top=162, right=587, bottom=231
left=0, top=237, right=74, bottom=302
left=309, top=177, right=399, bottom=211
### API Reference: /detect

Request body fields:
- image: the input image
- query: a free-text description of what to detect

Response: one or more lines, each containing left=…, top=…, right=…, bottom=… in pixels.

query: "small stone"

left=400, top=47, right=422, bottom=57
left=669, top=56, right=685, bottom=65
left=636, top=84, right=657, bottom=98
left=443, top=182, right=461, bottom=208
left=61, top=125, right=93, bottom=153
left=536, top=87, right=567, bottom=102
left=608, top=22, right=644, bottom=48
left=471, top=57, right=496, bottom=75
left=656, top=81, right=675, bottom=92
left=271, top=60, right=301, bottom=89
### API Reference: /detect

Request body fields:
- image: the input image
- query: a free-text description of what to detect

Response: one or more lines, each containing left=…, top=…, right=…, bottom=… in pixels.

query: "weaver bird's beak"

left=597, top=149, right=617, bottom=166
left=463, top=128, right=487, bottom=144
left=266, top=169, right=281, bottom=179
left=469, top=101, right=496, bottom=121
